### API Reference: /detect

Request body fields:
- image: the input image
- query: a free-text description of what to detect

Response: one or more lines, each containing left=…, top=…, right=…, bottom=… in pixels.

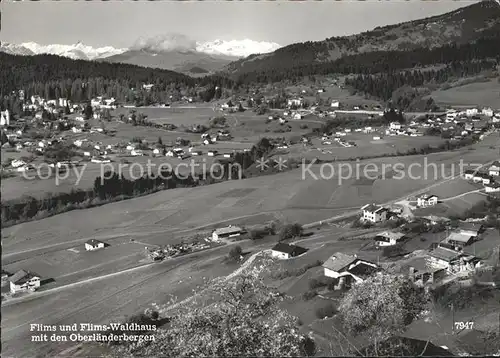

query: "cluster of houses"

left=463, top=161, right=500, bottom=193
left=385, top=121, right=424, bottom=137
left=22, top=95, right=80, bottom=115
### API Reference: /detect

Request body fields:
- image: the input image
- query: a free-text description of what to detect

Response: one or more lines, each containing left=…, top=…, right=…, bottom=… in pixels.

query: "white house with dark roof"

left=322, top=252, right=379, bottom=288
left=212, top=225, right=243, bottom=241
left=416, top=194, right=438, bottom=208
left=9, top=270, right=41, bottom=293
left=270, top=243, right=308, bottom=260
left=489, top=161, right=500, bottom=177
left=85, top=239, right=105, bottom=251
left=463, top=169, right=475, bottom=180
left=374, top=231, right=406, bottom=247
left=361, top=204, right=388, bottom=223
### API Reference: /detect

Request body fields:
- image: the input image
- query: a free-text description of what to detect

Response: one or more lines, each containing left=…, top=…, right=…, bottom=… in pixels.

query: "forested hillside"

left=226, top=0, right=500, bottom=77
left=0, top=52, right=235, bottom=106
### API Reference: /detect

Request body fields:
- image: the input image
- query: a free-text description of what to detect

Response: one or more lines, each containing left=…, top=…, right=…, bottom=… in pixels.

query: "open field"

left=1, top=133, right=499, bottom=357
left=3, top=136, right=499, bottom=259
left=293, top=133, right=448, bottom=161
left=428, top=78, right=500, bottom=108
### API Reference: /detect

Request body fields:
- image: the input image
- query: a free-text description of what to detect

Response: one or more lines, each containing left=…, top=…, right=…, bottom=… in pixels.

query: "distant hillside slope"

left=225, top=0, right=500, bottom=77
left=103, top=50, right=235, bottom=75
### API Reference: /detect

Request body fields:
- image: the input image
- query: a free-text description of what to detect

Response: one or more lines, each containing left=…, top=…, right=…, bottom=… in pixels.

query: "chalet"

left=445, top=232, right=474, bottom=249
left=457, top=222, right=483, bottom=237
left=361, top=203, right=388, bottom=223
left=85, top=239, right=105, bottom=251
left=323, top=253, right=379, bottom=289
left=270, top=243, right=308, bottom=260
left=292, top=113, right=303, bottom=120
left=207, top=150, right=218, bottom=157
left=489, top=161, right=500, bottom=176
left=330, top=100, right=340, bottom=108
left=416, top=193, right=438, bottom=208
left=428, top=245, right=482, bottom=273
left=473, top=172, right=489, bottom=183
left=287, top=98, right=303, bottom=107
left=212, top=226, right=243, bottom=241
left=165, top=150, right=174, bottom=157
left=374, top=231, right=406, bottom=247
left=482, top=107, right=494, bottom=117
left=466, top=108, right=478, bottom=117
left=389, top=122, right=402, bottom=130
left=485, top=182, right=500, bottom=193
left=9, top=270, right=41, bottom=293
left=463, top=169, right=475, bottom=180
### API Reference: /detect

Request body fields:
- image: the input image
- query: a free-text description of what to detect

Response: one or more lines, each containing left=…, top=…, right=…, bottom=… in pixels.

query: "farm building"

left=212, top=225, right=243, bottom=241
left=330, top=100, right=340, bottom=108
left=374, top=231, right=406, bottom=247
left=402, top=258, right=446, bottom=286
left=458, top=222, right=484, bottom=237
left=416, top=194, right=438, bottom=208
left=270, top=243, right=308, bottom=260
left=322, top=253, right=379, bottom=289
left=85, top=239, right=105, bottom=251
left=444, top=232, right=474, bottom=249
left=361, top=203, right=388, bottom=223
left=207, top=150, right=218, bottom=157
left=9, top=270, right=41, bottom=294
left=427, top=247, right=481, bottom=273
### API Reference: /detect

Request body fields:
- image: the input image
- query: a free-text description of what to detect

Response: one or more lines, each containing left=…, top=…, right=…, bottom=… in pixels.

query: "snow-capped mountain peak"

left=0, top=38, right=282, bottom=61
left=0, top=42, right=128, bottom=61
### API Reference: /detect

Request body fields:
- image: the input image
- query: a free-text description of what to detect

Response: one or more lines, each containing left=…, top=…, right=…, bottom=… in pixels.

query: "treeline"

left=313, top=109, right=405, bottom=134
left=345, top=60, right=497, bottom=101
left=236, top=36, right=500, bottom=84
left=0, top=52, right=235, bottom=106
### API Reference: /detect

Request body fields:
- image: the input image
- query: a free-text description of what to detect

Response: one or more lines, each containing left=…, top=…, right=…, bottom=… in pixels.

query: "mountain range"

left=224, top=0, right=500, bottom=77
left=0, top=36, right=282, bottom=75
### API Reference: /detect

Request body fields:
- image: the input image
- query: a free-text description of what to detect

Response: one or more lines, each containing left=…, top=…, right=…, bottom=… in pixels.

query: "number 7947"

left=454, top=321, right=474, bottom=330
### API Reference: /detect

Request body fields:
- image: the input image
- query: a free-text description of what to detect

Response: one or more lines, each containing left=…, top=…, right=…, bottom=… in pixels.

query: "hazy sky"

left=1, top=1, right=478, bottom=47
